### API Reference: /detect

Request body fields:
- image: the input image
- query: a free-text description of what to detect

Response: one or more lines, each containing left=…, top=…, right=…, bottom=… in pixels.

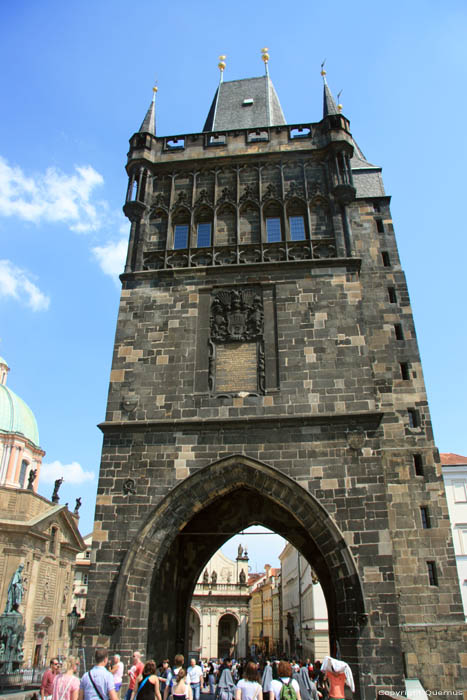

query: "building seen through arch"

left=189, top=549, right=249, bottom=659
left=83, top=59, right=466, bottom=697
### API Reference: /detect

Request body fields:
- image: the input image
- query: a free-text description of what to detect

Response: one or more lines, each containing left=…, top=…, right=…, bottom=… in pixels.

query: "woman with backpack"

left=269, top=662, right=301, bottom=700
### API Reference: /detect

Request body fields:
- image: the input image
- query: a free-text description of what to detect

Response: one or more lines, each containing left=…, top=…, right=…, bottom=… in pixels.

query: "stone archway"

left=188, top=608, right=201, bottom=656
left=217, top=613, right=238, bottom=659
left=110, top=454, right=365, bottom=673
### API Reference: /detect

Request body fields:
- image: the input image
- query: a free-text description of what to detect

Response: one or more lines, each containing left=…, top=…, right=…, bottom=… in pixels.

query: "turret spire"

left=320, top=62, right=339, bottom=118
left=139, top=85, right=158, bottom=136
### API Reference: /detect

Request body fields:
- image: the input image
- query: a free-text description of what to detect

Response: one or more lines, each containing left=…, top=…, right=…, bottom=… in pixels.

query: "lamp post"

left=67, top=606, right=80, bottom=653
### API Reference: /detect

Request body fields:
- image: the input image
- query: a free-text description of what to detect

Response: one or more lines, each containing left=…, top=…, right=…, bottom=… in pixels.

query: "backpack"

left=279, top=679, right=297, bottom=700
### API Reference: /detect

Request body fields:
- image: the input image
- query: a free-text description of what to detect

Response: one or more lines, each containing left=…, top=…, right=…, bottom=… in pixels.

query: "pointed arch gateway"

left=110, top=454, right=366, bottom=664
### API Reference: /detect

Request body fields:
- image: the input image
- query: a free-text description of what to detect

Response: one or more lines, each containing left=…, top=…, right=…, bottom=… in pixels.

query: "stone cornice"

left=98, top=410, right=382, bottom=433
left=120, top=256, right=362, bottom=282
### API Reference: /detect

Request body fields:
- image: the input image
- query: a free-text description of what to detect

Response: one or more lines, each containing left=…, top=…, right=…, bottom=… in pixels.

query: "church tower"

left=84, top=55, right=466, bottom=696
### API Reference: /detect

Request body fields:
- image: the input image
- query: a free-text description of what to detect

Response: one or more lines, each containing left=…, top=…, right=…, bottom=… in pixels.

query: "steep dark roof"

left=203, top=76, right=286, bottom=132
left=323, top=78, right=339, bottom=117
left=139, top=96, right=156, bottom=136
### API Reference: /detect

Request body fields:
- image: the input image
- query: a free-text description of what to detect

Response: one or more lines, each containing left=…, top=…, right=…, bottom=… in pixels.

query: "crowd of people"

left=39, top=649, right=354, bottom=700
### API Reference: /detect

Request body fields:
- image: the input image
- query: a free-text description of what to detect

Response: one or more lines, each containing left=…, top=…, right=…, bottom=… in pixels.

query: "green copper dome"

left=0, top=383, right=40, bottom=447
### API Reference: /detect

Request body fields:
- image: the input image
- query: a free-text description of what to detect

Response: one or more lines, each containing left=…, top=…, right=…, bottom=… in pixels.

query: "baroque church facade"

left=83, top=57, right=466, bottom=697
left=0, top=358, right=85, bottom=667
left=189, top=547, right=249, bottom=660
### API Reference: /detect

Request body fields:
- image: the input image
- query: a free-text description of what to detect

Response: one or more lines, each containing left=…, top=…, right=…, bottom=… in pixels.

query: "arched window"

left=49, top=526, right=58, bottom=554
left=172, top=209, right=191, bottom=249
left=239, top=204, right=260, bottom=245
left=286, top=199, right=308, bottom=241
left=194, top=207, right=213, bottom=248
left=263, top=202, right=284, bottom=243
left=19, top=460, right=29, bottom=488
left=310, top=200, right=332, bottom=238
left=148, top=209, right=168, bottom=250
left=216, top=204, right=236, bottom=246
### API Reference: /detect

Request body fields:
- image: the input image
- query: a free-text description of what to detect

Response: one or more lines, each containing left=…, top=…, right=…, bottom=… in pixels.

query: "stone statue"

left=211, top=570, right=217, bottom=584
left=51, top=477, right=63, bottom=503
left=4, top=564, right=24, bottom=613
left=239, top=569, right=246, bottom=584
left=237, top=544, right=243, bottom=558
left=27, top=468, right=37, bottom=490
left=203, top=569, right=209, bottom=583
left=73, top=497, right=82, bottom=515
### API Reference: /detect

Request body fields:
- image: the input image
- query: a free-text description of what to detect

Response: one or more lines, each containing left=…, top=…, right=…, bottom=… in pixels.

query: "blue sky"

left=1, top=1, right=466, bottom=567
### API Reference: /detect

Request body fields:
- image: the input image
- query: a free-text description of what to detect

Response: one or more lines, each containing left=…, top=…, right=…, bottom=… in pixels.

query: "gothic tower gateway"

left=84, top=60, right=466, bottom=696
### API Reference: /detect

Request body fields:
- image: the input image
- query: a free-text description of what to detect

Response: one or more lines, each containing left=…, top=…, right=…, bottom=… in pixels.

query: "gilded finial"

left=337, top=89, right=343, bottom=113
left=261, top=47, right=270, bottom=76
left=218, top=54, right=226, bottom=82
left=320, top=59, right=327, bottom=78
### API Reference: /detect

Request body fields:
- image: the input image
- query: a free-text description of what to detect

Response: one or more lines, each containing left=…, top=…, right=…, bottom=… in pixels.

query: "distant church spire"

left=139, top=86, right=158, bottom=136
left=321, top=62, right=339, bottom=118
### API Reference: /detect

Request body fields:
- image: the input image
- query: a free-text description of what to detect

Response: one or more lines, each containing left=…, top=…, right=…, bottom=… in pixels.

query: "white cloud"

left=92, top=237, right=128, bottom=280
left=0, top=259, right=50, bottom=311
left=0, top=157, right=106, bottom=233
left=40, top=460, right=95, bottom=485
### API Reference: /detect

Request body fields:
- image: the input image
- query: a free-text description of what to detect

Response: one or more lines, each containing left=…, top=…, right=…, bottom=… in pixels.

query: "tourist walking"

left=320, top=657, right=354, bottom=700
left=216, top=659, right=235, bottom=700
left=207, top=663, right=215, bottom=695
left=110, top=656, right=124, bottom=695
left=79, top=648, right=118, bottom=700
left=41, top=658, right=60, bottom=700
left=158, top=660, right=173, bottom=698
left=132, top=660, right=162, bottom=700
left=269, top=661, right=301, bottom=700
left=293, top=667, right=318, bottom=700
left=126, top=653, right=145, bottom=700
left=163, top=655, right=187, bottom=700
left=261, top=662, right=272, bottom=696
left=236, top=661, right=262, bottom=700
left=52, top=656, right=80, bottom=700
left=187, top=659, right=203, bottom=700
left=172, top=669, right=192, bottom=700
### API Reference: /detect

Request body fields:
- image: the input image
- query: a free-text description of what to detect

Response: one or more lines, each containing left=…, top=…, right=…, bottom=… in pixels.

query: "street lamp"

left=67, top=606, right=80, bottom=651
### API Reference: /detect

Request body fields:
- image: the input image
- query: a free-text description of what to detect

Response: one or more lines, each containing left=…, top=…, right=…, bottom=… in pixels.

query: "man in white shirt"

left=187, top=658, right=203, bottom=700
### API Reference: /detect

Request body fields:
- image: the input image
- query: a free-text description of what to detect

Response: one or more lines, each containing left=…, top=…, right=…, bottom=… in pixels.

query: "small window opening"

left=420, top=506, right=431, bottom=529
left=131, top=180, right=138, bottom=201
left=289, top=216, right=306, bottom=241
left=408, top=408, right=419, bottom=428
left=374, top=202, right=381, bottom=212
left=388, top=287, right=397, bottom=303
left=266, top=217, right=282, bottom=243
left=174, top=224, right=189, bottom=249
left=413, top=453, right=424, bottom=476
left=290, top=127, right=311, bottom=139
left=49, top=526, right=58, bottom=553
left=394, top=324, right=404, bottom=340
left=382, top=251, right=391, bottom=267
left=197, top=222, right=212, bottom=248
left=376, top=218, right=385, bottom=233
left=166, top=137, right=185, bottom=150
left=242, top=98, right=254, bottom=106
left=209, top=134, right=226, bottom=146
left=85, top=550, right=91, bottom=559
left=248, top=130, right=269, bottom=143
left=400, top=362, right=410, bottom=380
left=83, top=573, right=89, bottom=585
left=427, top=561, right=438, bottom=586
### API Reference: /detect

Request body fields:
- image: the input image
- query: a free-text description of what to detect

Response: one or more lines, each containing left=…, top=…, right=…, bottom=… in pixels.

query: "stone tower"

left=84, top=61, right=466, bottom=697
